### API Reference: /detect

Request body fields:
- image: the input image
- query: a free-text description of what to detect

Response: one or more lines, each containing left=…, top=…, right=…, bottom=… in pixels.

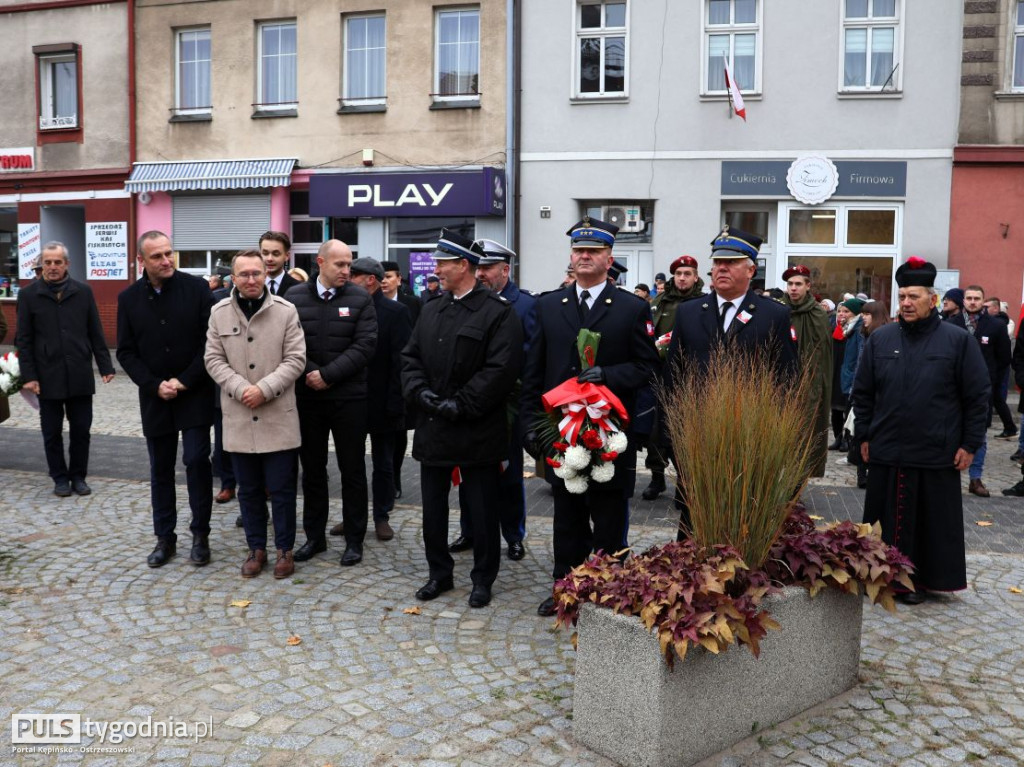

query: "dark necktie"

left=323, top=289, right=333, bottom=302
left=579, top=290, right=591, bottom=322
left=720, top=300, right=733, bottom=332
left=270, top=279, right=278, bottom=295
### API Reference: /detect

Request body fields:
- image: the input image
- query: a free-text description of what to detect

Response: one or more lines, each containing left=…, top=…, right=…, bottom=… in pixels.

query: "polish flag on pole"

left=723, top=57, right=746, bottom=121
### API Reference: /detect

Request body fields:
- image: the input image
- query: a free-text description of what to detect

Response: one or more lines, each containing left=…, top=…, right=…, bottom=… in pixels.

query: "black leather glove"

left=577, top=366, right=605, bottom=384
left=417, top=389, right=442, bottom=413
left=523, top=430, right=542, bottom=459
left=436, top=398, right=460, bottom=421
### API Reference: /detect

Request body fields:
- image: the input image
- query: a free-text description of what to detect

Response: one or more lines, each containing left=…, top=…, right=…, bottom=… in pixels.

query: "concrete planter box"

left=572, top=586, right=863, bottom=767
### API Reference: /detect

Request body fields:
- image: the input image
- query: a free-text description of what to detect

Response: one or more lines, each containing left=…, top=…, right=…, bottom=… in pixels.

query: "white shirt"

left=575, top=280, right=608, bottom=310
left=716, top=294, right=740, bottom=331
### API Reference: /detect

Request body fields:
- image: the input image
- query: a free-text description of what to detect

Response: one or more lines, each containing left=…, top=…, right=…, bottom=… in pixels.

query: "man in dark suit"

left=664, top=227, right=798, bottom=536
left=521, top=217, right=660, bottom=616
left=347, top=257, right=413, bottom=542
left=259, top=231, right=301, bottom=298
left=382, top=260, right=421, bottom=499
left=117, top=231, right=216, bottom=568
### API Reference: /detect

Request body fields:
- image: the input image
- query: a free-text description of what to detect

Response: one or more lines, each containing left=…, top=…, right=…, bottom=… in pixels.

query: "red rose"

left=581, top=430, right=603, bottom=450
left=553, top=441, right=569, bottom=452
left=545, top=456, right=562, bottom=468
left=600, top=451, right=618, bottom=462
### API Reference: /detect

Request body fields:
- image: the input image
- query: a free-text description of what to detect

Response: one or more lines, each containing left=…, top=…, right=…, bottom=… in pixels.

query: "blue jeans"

left=969, top=436, right=987, bottom=481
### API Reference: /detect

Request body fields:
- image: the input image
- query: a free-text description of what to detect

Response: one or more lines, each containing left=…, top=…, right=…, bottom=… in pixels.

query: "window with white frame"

left=257, top=20, right=297, bottom=110
left=38, top=51, right=78, bottom=129
left=176, top=28, right=211, bottom=113
left=575, top=1, right=627, bottom=98
left=434, top=7, right=479, bottom=100
left=703, top=0, right=760, bottom=94
left=841, top=0, right=900, bottom=91
left=343, top=14, right=386, bottom=105
left=1013, top=1, right=1024, bottom=89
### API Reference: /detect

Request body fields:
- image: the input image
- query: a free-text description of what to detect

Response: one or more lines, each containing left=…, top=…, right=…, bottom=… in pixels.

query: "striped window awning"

left=124, top=158, right=297, bottom=193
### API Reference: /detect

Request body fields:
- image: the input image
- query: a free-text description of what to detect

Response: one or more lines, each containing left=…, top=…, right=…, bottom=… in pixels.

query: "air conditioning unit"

left=602, top=204, right=645, bottom=233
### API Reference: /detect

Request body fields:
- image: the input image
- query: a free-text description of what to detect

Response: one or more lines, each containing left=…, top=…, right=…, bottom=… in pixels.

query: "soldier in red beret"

left=781, top=264, right=832, bottom=478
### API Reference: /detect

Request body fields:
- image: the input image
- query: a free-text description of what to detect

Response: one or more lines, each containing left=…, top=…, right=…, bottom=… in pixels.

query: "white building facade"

left=517, top=0, right=963, bottom=305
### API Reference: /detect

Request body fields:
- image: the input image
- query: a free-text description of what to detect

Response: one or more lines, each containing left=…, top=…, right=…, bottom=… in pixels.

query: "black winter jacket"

left=285, top=280, right=377, bottom=401
left=367, top=290, right=412, bottom=432
left=401, top=283, right=523, bottom=466
left=116, top=270, right=215, bottom=437
left=16, top=278, right=114, bottom=400
left=851, top=310, right=990, bottom=468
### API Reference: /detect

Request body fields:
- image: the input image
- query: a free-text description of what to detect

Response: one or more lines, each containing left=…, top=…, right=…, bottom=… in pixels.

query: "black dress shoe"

left=71, top=478, right=92, bottom=496
left=235, top=515, right=244, bottom=528
left=415, top=577, right=454, bottom=600
left=641, top=473, right=666, bottom=501
left=537, top=596, right=557, bottom=617
left=448, top=535, right=474, bottom=553
left=147, top=538, right=176, bottom=568
left=896, top=590, right=926, bottom=605
left=507, top=541, right=525, bottom=561
left=54, top=480, right=72, bottom=497
left=828, top=438, right=842, bottom=451
left=469, top=584, right=492, bottom=608
left=340, top=544, right=363, bottom=566
left=293, top=538, right=327, bottom=562
left=190, top=535, right=210, bottom=566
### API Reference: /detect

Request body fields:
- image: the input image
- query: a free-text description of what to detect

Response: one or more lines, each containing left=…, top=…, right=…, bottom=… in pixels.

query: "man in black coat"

left=448, top=239, right=538, bottom=561
left=664, top=227, right=798, bottom=538
left=1004, top=320, right=1024, bottom=495
left=401, top=229, right=523, bottom=608
left=382, top=260, right=421, bottom=499
left=348, top=257, right=412, bottom=543
left=521, top=218, right=660, bottom=617
left=16, top=241, right=115, bottom=497
left=852, top=258, right=990, bottom=604
left=286, top=239, right=377, bottom=567
left=259, top=230, right=301, bottom=298
left=117, top=231, right=215, bottom=568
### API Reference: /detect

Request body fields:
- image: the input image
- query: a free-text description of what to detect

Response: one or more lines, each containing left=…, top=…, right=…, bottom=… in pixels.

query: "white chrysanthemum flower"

left=590, top=462, right=615, bottom=483
left=564, top=444, right=592, bottom=471
left=0, top=372, right=10, bottom=394
left=0, top=355, right=10, bottom=375
left=7, top=354, right=19, bottom=378
left=607, top=430, right=628, bottom=453
left=564, top=476, right=589, bottom=494
left=553, top=464, right=577, bottom=480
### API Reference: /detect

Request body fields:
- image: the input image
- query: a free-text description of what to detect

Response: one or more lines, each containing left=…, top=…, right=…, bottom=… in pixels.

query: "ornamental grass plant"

left=660, top=343, right=815, bottom=570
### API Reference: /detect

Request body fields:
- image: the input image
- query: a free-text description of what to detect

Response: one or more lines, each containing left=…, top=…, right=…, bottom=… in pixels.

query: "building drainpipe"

left=506, top=0, right=521, bottom=277
left=127, top=0, right=138, bottom=276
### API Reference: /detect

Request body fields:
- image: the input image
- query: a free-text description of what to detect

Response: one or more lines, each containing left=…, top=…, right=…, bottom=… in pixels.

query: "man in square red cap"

left=781, top=264, right=832, bottom=478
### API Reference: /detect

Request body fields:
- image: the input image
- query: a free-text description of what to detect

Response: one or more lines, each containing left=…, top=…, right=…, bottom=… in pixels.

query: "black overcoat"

left=367, top=289, right=412, bottom=433
left=15, top=278, right=114, bottom=400
left=401, top=282, right=522, bottom=466
left=116, top=270, right=215, bottom=438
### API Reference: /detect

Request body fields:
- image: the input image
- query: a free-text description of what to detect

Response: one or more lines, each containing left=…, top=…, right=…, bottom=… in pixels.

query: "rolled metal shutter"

left=172, top=193, right=271, bottom=250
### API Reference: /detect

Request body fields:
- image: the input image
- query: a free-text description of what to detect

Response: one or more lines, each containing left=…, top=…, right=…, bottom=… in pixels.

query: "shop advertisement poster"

left=18, top=222, right=41, bottom=279
left=408, top=251, right=435, bottom=296
left=86, top=222, right=128, bottom=280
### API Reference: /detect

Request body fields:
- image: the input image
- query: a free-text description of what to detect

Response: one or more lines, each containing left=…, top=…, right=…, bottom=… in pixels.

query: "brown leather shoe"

left=329, top=522, right=345, bottom=536
left=215, top=487, right=235, bottom=504
left=969, top=478, right=990, bottom=498
left=273, top=549, right=294, bottom=579
left=241, top=549, right=267, bottom=578
left=375, top=520, right=394, bottom=541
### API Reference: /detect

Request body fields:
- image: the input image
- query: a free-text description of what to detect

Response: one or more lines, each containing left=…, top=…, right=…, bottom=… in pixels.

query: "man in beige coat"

left=205, top=250, right=306, bottom=578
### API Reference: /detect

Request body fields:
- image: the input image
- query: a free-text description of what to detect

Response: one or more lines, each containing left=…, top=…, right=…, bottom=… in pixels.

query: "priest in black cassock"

left=851, top=257, right=990, bottom=605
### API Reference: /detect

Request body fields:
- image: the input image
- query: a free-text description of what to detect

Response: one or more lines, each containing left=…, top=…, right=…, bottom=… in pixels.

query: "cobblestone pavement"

left=1, top=368, right=1023, bottom=766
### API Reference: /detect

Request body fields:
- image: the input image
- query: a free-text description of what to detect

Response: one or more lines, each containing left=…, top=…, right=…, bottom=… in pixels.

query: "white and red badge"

left=338, top=307, right=351, bottom=317
left=646, top=321, right=655, bottom=337
left=737, top=310, right=753, bottom=325
left=790, top=326, right=798, bottom=342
